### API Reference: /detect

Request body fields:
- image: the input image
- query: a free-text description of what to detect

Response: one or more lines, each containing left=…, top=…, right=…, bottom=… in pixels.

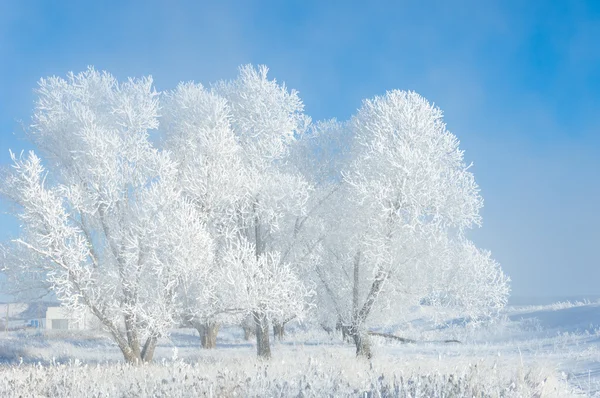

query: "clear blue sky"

left=1, top=0, right=599, bottom=299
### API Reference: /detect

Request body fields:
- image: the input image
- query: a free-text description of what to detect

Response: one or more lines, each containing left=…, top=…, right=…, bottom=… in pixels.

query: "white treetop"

left=214, top=65, right=309, bottom=168
left=346, top=90, right=482, bottom=232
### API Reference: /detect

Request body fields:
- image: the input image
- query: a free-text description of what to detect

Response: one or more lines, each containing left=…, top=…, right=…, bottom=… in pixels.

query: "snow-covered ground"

left=0, top=301, right=599, bottom=396
left=504, top=300, right=600, bottom=395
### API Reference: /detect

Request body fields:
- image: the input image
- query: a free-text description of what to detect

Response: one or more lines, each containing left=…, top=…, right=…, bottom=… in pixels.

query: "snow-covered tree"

left=2, top=69, right=214, bottom=363
left=161, top=81, right=245, bottom=348
left=312, top=90, right=508, bottom=357
left=274, top=119, right=352, bottom=334
left=162, top=66, right=314, bottom=358
left=421, top=238, right=510, bottom=320
left=212, top=65, right=313, bottom=358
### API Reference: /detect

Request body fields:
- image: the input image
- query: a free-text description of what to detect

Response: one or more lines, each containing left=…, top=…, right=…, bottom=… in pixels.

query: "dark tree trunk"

left=242, top=316, right=255, bottom=340
left=197, top=321, right=219, bottom=349
left=341, top=325, right=353, bottom=343
left=254, top=311, right=271, bottom=359
left=273, top=322, right=285, bottom=340
left=352, top=329, right=372, bottom=359
left=336, top=318, right=352, bottom=342
left=349, top=250, right=370, bottom=356
left=243, top=324, right=255, bottom=340
left=141, top=336, right=158, bottom=362
left=119, top=344, right=141, bottom=364
left=347, top=248, right=389, bottom=359
left=251, top=206, right=271, bottom=358
left=99, top=311, right=142, bottom=364
left=115, top=335, right=158, bottom=364
left=124, top=314, right=142, bottom=360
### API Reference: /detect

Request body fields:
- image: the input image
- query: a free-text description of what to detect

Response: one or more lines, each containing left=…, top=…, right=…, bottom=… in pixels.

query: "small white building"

left=45, top=306, right=100, bottom=330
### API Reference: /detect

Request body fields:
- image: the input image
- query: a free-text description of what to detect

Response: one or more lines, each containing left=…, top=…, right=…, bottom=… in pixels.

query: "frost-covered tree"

left=421, top=238, right=510, bottom=320
left=162, top=66, right=313, bottom=358
left=218, top=237, right=310, bottom=342
left=212, top=65, right=313, bottom=358
left=276, top=119, right=352, bottom=334
left=312, top=91, right=509, bottom=357
left=161, top=82, right=245, bottom=348
left=1, top=69, right=214, bottom=363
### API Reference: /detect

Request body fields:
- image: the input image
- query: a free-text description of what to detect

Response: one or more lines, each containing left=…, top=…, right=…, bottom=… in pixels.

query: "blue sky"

left=1, top=0, right=599, bottom=299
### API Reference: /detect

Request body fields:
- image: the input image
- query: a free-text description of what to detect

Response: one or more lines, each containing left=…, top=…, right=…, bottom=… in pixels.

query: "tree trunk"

left=197, top=321, right=219, bottom=349
left=352, top=251, right=360, bottom=321
left=124, top=313, right=142, bottom=360
left=349, top=250, right=369, bottom=355
left=141, top=336, right=158, bottom=362
left=109, top=324, right=143, bottom=364
left=273, top=321, right=285, bottom=340
left=352, top=329, right=372, bottom=359
left=254, top=311, right=271, bottom=359
left=252, top=207, right=270, bottom=358
left=243, top=324, right=255, bottom=340
left=119, top=344, right=142, bottom=364
left=242, top=316, right=255, bottom=340
left=341, top=325, right=352, bottom=343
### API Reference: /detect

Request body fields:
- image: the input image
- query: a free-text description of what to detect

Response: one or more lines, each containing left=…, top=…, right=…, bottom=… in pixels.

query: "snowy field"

left=1, top=302, right=600, bottom=397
